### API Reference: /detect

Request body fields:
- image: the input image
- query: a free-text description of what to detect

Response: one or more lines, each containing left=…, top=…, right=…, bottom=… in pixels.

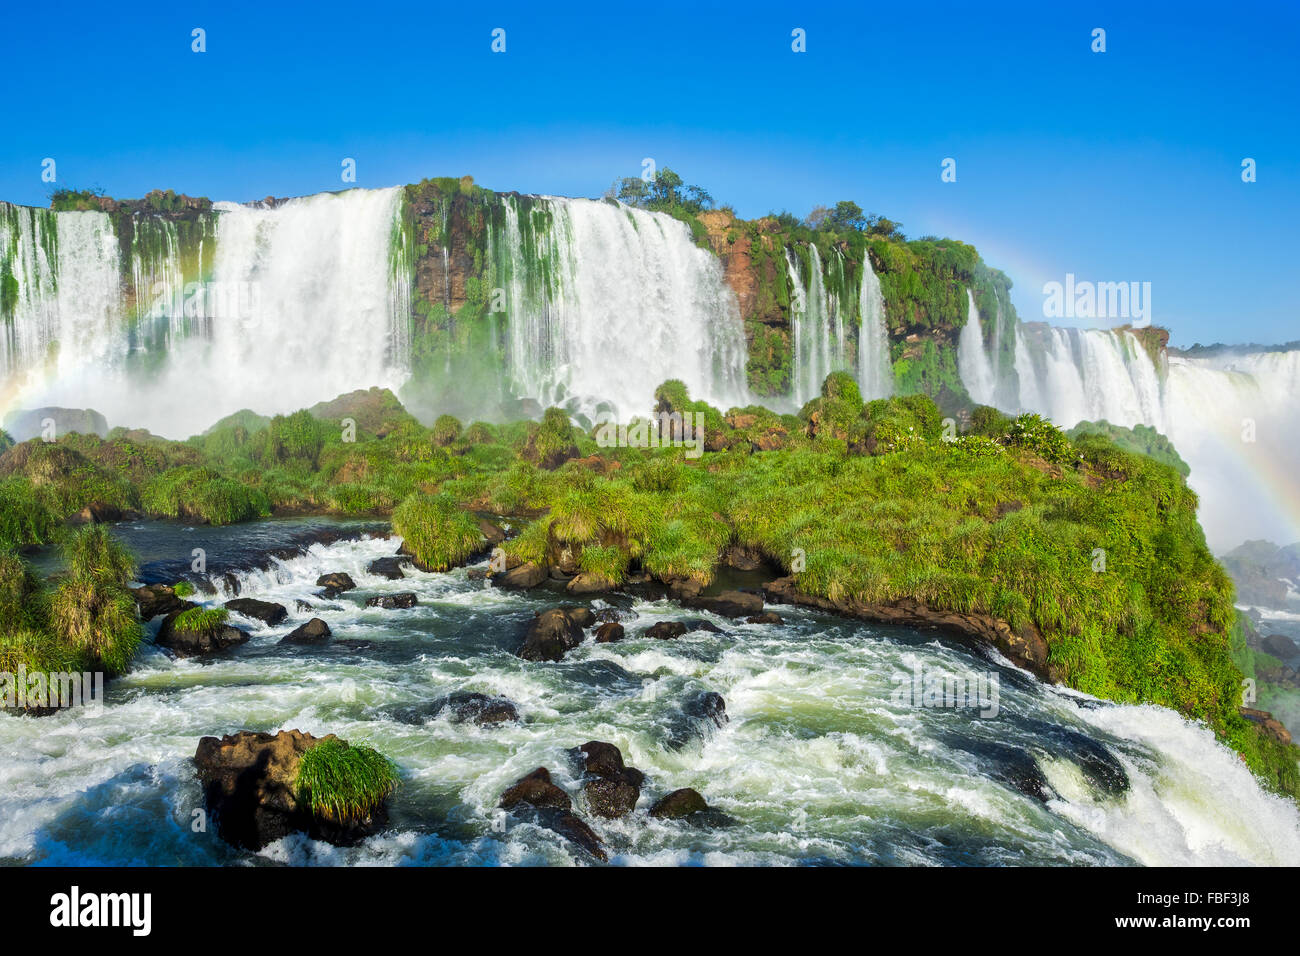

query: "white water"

left=857, top=251, right=893, bottom=400
left=2, top=529, right=1296, bottom=866
left=962, top=321, right=1300, bottom=550
left=499, top=196, right=750, bottom=421
left=957, top=289, right=997, bottom=406
left=2, top=189, right=411, bottom=437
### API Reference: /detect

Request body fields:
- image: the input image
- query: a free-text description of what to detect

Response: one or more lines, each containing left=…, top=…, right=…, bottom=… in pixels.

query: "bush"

left=294, top=738, right=400, bottom=824
left=391, top=492, right=484, bottom=571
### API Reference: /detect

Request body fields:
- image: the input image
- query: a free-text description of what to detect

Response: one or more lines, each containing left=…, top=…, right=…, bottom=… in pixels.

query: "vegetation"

left=294, top=738, right=400, bottom=824
left=172, top=607, right=229, bottom=634
left=1068, top=420, right=1191, bottom=477
left=391, top=492, right=485, bottom=571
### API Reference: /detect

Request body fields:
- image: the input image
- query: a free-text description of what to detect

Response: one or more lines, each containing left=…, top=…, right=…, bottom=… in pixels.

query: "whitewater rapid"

left=2, top=523, right=1295, bottom=866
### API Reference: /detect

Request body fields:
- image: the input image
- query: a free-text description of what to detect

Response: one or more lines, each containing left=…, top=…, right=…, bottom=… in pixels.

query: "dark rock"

left=1241, top=707, right=1293, bottom=745
left=499, top=767, right=571, bottom=812
left=478, top=517, right=506, bottom=547
left=577, top=740, right=628, bottom=779
left=495, top=562, right=547, bottom=590
left=155, top=609, right=249, bottom=658
left=366, top=557, right=406, bottom=580
left=550, top=812, right=608, bottom=862
left=663, top=577, right=703, bottom=600
left=689, top=589, right=763, bottom=618
left=576, top=741, right=643, bottom=820
left=682, top=618, right=724, bottom=634
left=279, top=617, right=332, bottom=645
left=224, top=598, right=288, bottom=626
left=193, top=729, right=389, bottom=850
left=132, top=584, right=188, bottom=622
left=746, top=611, right=784, bottom=625
left=564, top=606, right=596, bottom=629
left=467, top=567, right=489, bottom=581
left=594, top=622, right=624, bottom=643
left=315, top=572, right=356, bottom=597
left=684, top=691, right=728, bottom=729
left=518, top=608, right=588, bottom=661
left=649, top=788, right=710, bottom=819
left=722, top=544, right=766, bottom=571
left=646, top=621, right=688, bottom=641
left=1262, top=633, right=1300, bottom=660
left=437, top=692, right=519, bottom=725
left=221, top=572, right=242, bottom=597
left=295, top=599, right=314, bottom=612
left=365, top=592, right=418, bottom=610
left=566, top=572, right=616, bottom=594
left=594, top=606, right=636, bottom=624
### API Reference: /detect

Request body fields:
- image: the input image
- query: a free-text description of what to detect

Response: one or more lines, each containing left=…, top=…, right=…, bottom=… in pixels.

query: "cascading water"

left=496, top=196, right=750, bottom=421
left=857, top=252, right=893, bottom=400
left=785, top=243, right=862, bottom=406
left=957, top=289, right=997, bottom=406
left=1, top=188, right=412, bottom=437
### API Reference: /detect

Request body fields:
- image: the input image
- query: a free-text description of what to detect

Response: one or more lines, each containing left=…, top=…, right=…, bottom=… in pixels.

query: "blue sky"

left=2, top=0, right=1296, bottom=346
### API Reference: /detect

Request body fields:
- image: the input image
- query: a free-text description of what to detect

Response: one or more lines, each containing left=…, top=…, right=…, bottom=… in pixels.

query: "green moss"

left=294, top=737, right=400, bottom=824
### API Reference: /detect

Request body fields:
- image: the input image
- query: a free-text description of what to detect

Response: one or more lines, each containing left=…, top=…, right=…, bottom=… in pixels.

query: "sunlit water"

left=3, top=520, right=1298, bottom=867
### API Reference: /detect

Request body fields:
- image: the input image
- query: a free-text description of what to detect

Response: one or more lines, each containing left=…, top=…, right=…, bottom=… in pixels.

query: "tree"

left=828, top=200, right=865, bottom=231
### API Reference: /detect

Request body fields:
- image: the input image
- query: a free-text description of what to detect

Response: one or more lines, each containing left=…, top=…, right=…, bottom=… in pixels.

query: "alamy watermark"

left=1042, top=273, right=1150, bottom=327
left=595, top=410, right=705, bottom=459
left=891, top=662, right=999, bottom=718
left=1, top=668, right=104, bottom=712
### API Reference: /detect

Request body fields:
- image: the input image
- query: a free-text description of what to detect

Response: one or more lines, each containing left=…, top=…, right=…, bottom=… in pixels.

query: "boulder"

left=566, top=572, right=616, bottom=595
left=746, top=611, right=784, bottom=625
left=366, top=557, right=406, bottom=580
left=315, top=573, right=356, bottom=598
left=437, top=692, right=519, bottom=725
left=1262, top=633, right=1300, bottom=660
left=518, top=608, right=589, bottom=661
left=279, top=618, right=332, bottom=645
left=576, top=741, right=644, bottom=820
left=132, top=584, right=189, bottom=622
left=649, top=788, right=710, bottom=819
left=478, top=517, right=506, bottom=547
left=193, top=729, right=389, bottom=850
left=365, top=592, right=418, bottom=610
left=646, top=621, right=688, bottom=641
left=682, top=618, right=724, bottom=634
left=688, top=590, right=763, bottom=618
left=295, top=599, right=314, bottom=613
left=224, top=598, right=288, bottom=626
left=495, top=562, right=547, bottom=590
left=594, top=622, right=624, bottom=643
left=499, top=767, right=572, bottom=812
left=156, top=610, right=250, bottom=657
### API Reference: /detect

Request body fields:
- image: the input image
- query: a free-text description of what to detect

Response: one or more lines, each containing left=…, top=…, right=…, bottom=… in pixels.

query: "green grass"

left=294, top=738, right=400, bottom=824
left=391, top=492, right=485, bottom=571
left=171, top=607, right=228, bottom=633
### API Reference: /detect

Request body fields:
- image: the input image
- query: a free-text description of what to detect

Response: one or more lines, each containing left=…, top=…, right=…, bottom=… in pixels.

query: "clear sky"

left=2, top=0, right=1296, bottom=346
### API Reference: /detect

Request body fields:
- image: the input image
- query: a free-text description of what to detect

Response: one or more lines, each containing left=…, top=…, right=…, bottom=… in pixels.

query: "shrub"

left=294, top=738, right=400, bottom=824
left=391, top=492, right=484, bottom=571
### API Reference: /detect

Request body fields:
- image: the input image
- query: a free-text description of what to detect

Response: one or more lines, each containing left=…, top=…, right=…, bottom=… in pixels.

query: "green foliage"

left=0, top=478, right=61, bottom=550
left=432, top=414, right=463, bottom=446
left=42, top=526, right=142, bottom=676
left=172, top=580, right=196, bottom=597
left=1068, top=421, right=1191, bottom=477
left=391, top=492, right=484, bottom=571
left=142, top=467, right=270, bottom=524
left=1004, top=414, right=1075, bottom=465
left=294, top=738, right=400, bottom=824
left=172, top=607, right=228, bottom=633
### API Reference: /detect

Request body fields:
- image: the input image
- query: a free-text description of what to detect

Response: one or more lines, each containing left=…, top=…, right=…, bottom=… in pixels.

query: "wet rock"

left=279, top=617, right=332, bottom=645
left=688, top=590, right=763, bottom=618
left=594, top=622, right=625, bottom=643
left=221, top=572, right=242, bottom=597
left=193, top=729, right=390, bottom=850
left=681, top=618, right=724, bottom=634
left=499, top=767, right=572, bottom=812
left=722, top=544, right=766, bottom=571
left=566, top=572, right=617, bottom=595
left=156, top=609, right=250, bottom=658
left=1242, top=707, right=1293, bottom=745
left=224, top=598, right=288, bottom=626
left=437, top=692, right=519, bottom=725
left=649, top=788, right=710, bottom=819
left=295, top=599, right=314, bottom=613
left=662, top=576, right=703, bottom=600
left=1262, top=633, right=1300, bottom=660
left=646, top=621, right=688, bottom=641
left=684, top=691, right=728, bottom=729
left=550, top=813, right=608, bottom=862
left=478, top=517, right=506, bottom=547
left=467, top=567, right=489, bottom=581
left=316, top=572, right=356, bottom=598
left=594, top=606, right=637, bottom=624
left=564, top=606, right=596, bottom=629
left=73, top=501, right=125, bottom=524
left=365, top=592, right=418, bottom=610
left=746, top=611, right=784, bottom=625
left=366, top=557, right=406, bottom=580
left=518, top=608, right=589, bottom=661
left=576, top=741, right=644, bottom=820
left=496, top=562, right=547, bottom=590
left=131, top=584, right=188, bottom=622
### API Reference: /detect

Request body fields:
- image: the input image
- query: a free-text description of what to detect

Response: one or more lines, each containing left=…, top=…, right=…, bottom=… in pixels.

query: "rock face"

left=366, top=557, right=406, bottom=580
left=365, top=592, right=418, bottom=609
left=688, top=590, right=763, bottom=618
left=764, top=576, right=1057, bottom=683
left=279, top=618, right=332, bottom=645
left=577, top=741, right=644, bottom=819
left=646, top=621, right=688, bottom=641
left=224, top=598, right=288, bottom=626
left=437, top=692, right=519, bottom=725
left=498, top=767, right=607, bottom=861
left=518, top=608, right=591, bottom=661
left=156, top=610, right=250, bottom=657
left=1241, top=707, right=1294, bottom=745
left=316, top=573, right=356, bottom=598
left=495, top=562, right=547, bottom=590
left=649, top=788, right=711, bottom=819
left=3, top=406, right=108, bottom=442
left=1262, top=633, right=1300, bottom=661
left=132, top=584, right=189, bottom=622
left=193, top=729, right=388, bottom=850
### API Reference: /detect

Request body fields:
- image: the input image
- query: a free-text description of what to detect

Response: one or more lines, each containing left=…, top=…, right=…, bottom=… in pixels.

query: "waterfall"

left=957, top=289, right=997, bottom=406
left=786, top=243, right=857, bottom=406
left=987, top=325, right=1300, bottom=550
left=857, top=251, right=892, bottom=400
left=1, top=188, right=411, bottom=437
left=496, top=196, right=749, bottom=420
